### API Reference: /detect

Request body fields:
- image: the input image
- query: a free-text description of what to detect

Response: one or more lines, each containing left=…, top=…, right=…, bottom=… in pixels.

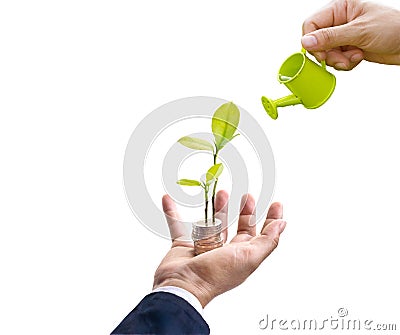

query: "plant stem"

left=211, top=149, right=219, bottom=223
left=211, top=180, right=218, bottom=222
left=204, top=185, right=209, bottom=225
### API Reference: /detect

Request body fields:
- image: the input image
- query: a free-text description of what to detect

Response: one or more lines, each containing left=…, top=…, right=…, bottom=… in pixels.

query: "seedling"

left=177, top=163, right=224, bottom=223
left=176, top=101, right=240, bottom=224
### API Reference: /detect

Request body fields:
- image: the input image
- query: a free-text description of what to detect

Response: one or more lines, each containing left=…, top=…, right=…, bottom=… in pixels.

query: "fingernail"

left=301, top=35, right=318, bottom=49
left=335, top=62, right=347, bottom=70
left=350, top=53, right=363, bottom=63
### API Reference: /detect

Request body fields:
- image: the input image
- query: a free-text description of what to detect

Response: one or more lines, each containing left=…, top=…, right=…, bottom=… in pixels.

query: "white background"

left=1, top=1, right=399, bottom=334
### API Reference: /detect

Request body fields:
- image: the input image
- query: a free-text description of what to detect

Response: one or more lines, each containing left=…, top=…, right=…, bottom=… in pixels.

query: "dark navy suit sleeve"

left=111, top=292, right=210, bottom=335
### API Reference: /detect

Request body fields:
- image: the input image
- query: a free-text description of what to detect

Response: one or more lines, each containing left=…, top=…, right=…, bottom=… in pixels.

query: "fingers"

left=302, top=0, right=359, bottom=48
left=248, top=201, right=285, bottom=262
left=325, top=48, right=363, bottom=70
left=302, top=1, right=340, bottom=36
left=249, top=218, right=287, bottom=265
left=214, top=190, right=229, bottom=243
left=307, top=46, right=363, bottom=70
left=261, top=202, right=283, bottom=230
left=237, top=194, right=256, bottom=236
left=304, top=24, right=361, bottom=52
left=301, top=0, right=364, bottom=69
left=162, top=194, right=191, bottom=247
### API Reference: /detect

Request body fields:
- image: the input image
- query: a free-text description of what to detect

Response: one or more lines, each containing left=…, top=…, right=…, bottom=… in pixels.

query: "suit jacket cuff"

left=111, top=291, right=209, bottom=334
left=152, top=286, right=203, bottom=316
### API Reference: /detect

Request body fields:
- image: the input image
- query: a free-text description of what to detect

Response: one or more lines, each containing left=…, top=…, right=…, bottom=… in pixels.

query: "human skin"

left=301, top=0, right=400, bottom=70
left=153, top=191, right=286, bottom=308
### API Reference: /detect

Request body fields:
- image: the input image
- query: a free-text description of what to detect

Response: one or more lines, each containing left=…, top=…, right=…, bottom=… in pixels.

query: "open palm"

left=153, top=191, right=287, bottom=307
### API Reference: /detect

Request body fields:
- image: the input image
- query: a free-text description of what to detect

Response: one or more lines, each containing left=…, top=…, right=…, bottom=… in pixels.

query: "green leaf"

left=176, top=179, right=202, bottom=186
left=211, top=102, right=240, bottom=150
left=178, top=136, right=214, bottom=151
left=205, top=163, right=224, bottom=185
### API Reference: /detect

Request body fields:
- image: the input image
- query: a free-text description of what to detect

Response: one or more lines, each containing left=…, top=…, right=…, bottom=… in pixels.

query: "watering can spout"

left=261, top=95, right=302, bottom=120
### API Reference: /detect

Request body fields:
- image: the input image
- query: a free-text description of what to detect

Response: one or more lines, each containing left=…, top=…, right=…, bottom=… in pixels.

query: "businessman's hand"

left=153, top=191, right=286, bottom=308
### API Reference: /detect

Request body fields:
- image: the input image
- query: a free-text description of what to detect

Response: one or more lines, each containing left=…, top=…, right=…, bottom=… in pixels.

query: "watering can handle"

left=301, top=47, right=327, bottom=70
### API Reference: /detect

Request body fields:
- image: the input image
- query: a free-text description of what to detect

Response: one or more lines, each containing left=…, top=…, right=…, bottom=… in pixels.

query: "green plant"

left=176, top=163, right=223, bottom=222
left=176, top=102, right=240, bottom=223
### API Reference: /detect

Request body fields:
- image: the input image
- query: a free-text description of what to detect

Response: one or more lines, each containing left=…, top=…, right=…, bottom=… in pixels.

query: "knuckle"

left=351, top=20, right=368, bottom=46
left=302, top=18, right=319, bottom=35
left=302, top=19, right=312, bottom=33
left=271, top=235, right=280, bottom=249
left=262, top=233, right=280, bottom=252
left=320, top=28, right=336, bottom=46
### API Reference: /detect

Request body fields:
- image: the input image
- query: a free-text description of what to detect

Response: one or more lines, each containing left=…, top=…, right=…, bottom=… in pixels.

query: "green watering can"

left=262, top=48, right=336, bottom=120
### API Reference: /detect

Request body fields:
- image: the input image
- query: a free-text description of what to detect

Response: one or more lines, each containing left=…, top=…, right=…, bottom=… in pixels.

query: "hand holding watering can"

left=262, top=48, right=336, bottom=120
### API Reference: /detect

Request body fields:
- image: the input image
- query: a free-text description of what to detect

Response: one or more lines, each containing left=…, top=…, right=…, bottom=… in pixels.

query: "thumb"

left=302, top=23, right=358, bottom=51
